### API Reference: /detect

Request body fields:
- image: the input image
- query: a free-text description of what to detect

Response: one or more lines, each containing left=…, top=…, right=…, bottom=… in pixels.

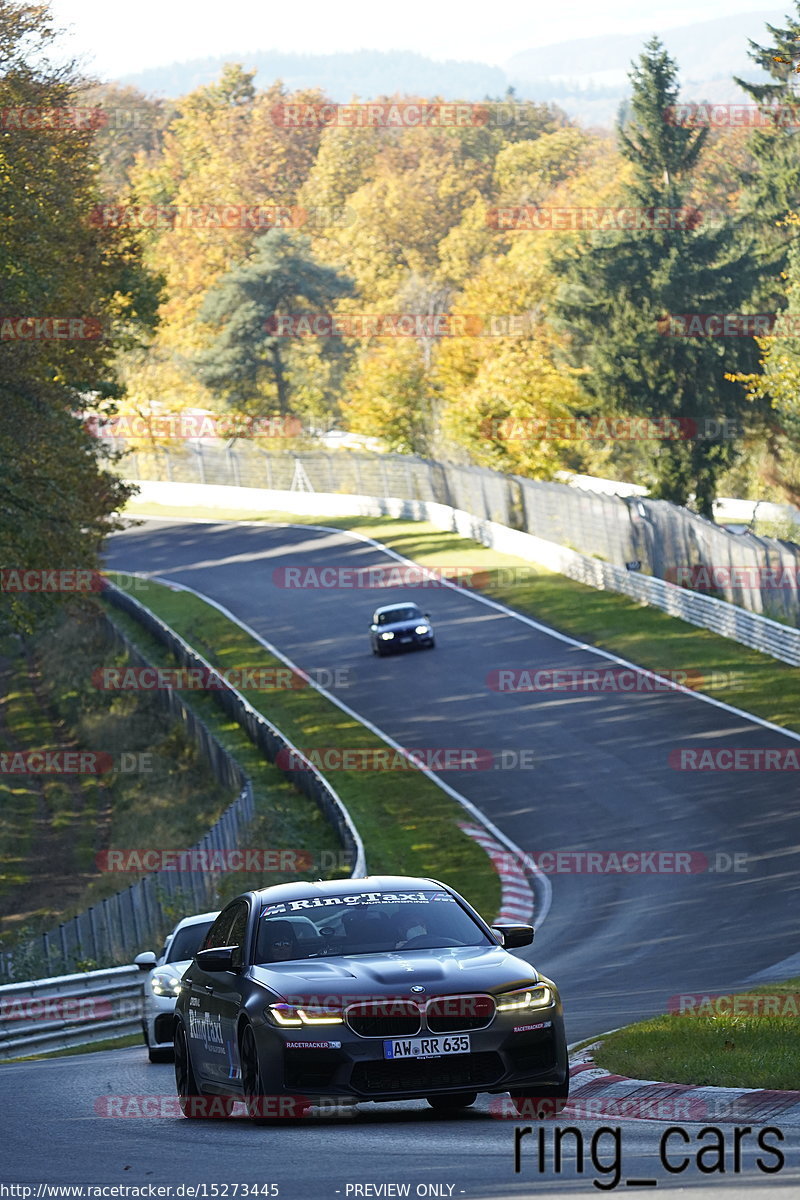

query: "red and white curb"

left=566, top=1042, right=800, bottom=1125
left=458, top=821, right=534, bottom=923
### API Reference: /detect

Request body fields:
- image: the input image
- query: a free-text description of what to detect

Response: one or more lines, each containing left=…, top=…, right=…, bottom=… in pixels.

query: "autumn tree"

left=0, top=0, right=159, bottom=633
left=551, top=38, right=764, bottom=515
left=195, top=230, right=353, bottom=419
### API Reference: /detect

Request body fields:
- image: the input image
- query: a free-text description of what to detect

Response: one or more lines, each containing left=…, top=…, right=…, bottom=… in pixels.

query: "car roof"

left=169, top=909, right=220, bottom=933
left=249, top=875, right=445, bottom=906
left=373, top=602, right=422, bottom=615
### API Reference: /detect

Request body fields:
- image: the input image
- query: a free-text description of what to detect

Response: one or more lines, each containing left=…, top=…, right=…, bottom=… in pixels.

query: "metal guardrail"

left=507, top=524, right=800, bottom=668
left=0, top=965, right=143, bottom=1059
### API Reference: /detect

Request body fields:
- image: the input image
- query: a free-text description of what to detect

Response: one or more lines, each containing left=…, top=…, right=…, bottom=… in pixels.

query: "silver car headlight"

left=380, top=632, right=395, bottom=640
left=415, top=625, right=430, bottom=635
left=151, top=973, right=183, bottom=998
left=496, top=985, right=554, bottom=1013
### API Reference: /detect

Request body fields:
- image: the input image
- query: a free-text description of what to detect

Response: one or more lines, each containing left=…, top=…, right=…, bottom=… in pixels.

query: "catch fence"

left=114, top=442, right=800, bottom=626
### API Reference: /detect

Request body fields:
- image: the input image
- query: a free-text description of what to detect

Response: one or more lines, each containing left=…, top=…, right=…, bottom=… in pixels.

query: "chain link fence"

left=113, top=441, right=800, bottom=626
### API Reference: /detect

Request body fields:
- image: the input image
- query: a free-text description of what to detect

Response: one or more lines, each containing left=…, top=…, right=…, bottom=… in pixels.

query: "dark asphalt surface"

left=4, top=516, right=798, bottom=1198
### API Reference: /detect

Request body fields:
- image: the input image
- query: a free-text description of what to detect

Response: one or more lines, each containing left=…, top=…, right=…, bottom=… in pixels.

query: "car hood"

left=248, top=946, right=538, bottom=1001
left=154, top=958, right=192, bottom=979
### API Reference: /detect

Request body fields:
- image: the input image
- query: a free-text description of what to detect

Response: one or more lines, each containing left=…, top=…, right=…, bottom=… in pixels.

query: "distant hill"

left=120, top=49, right=508, bottom=105
left=119, top=10, right=780, bottom=128
left=504, top=9, right=780, bottom=126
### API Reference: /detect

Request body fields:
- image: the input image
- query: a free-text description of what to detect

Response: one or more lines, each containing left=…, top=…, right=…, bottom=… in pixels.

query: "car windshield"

left=166, top=920, right=216, bottom=963
left=377, top=607, right=421, bottom=625
left=255, top=889, right=490, bottom=963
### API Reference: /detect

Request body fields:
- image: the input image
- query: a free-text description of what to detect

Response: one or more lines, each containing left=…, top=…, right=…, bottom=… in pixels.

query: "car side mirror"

left=134, top=951, right=157, bottom=971
left=424, top=613, right=431, bottom=620
left=195, top=946, right=238, bottom=972
left=491, top=923, right=534, bottom=948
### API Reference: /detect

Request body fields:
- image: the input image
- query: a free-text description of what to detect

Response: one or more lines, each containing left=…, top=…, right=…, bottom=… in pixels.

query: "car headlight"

left=415, top=625, right=430, bottom=635
left=266, top=1003, right=344, bottom=1027
left=151, top=973, right=183, bottom=998
left=380, top=632, right=394, bottom=640
left=496, top=985, right=554, bottom=1013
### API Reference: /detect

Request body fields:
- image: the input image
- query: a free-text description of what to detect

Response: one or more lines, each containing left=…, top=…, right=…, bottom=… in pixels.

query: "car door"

left=197, top=899, right=252, bottom=1086
left=185, top=904, right=240, bottom=1086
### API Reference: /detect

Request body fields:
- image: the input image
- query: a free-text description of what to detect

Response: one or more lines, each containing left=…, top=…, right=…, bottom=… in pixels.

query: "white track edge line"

left=118, top=567, right=554, bottom=931
left=125, top=513, right=800, bottom=745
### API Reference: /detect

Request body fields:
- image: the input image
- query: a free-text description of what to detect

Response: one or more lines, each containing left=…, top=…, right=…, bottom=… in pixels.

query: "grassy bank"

left=590, top=980, right=800, bottom=1090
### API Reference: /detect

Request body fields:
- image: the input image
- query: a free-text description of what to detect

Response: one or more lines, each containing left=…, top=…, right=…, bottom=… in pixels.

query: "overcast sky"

left=46, top=0, right=784, bottom=78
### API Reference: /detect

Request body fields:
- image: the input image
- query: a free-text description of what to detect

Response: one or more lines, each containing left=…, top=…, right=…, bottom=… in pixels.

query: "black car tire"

left=426, top=1092, right=477, bottom=1111
left=427, top=639, right=436, bottom=649
left=174, top=1021, right=234, bottom=1117
left=148, top=1044, right=174, bottom=1064
left=508, top=1088, right=569, bottom=1119
left=241, top=1023, right=310, bottom=1123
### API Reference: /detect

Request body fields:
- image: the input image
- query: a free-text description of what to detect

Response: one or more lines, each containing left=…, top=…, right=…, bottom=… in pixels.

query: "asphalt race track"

left=4, top=517, right=799, bottom=1198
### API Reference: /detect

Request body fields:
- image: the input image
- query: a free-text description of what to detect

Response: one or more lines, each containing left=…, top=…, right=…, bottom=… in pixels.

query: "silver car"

left=134, top=910, right=219, bottom=1062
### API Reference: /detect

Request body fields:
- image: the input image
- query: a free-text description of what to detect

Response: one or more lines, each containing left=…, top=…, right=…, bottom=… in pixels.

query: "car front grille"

left=425, top=995, right=495, bottom=1033
left=346, top=1000, right=421, bottom=1039
left=350, top=1051, right=503, bottom=1094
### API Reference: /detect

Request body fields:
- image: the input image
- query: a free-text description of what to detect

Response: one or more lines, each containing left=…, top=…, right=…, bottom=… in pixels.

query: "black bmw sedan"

left=369, top=603, right=435, bottom=655
left=173, top=875, right=568, bottom=1121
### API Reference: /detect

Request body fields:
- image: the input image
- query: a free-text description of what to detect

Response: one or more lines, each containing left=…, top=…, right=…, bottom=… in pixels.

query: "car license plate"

left=383, top=1035, right=470, bottom=1059
left=399, top=636, right=412, bottom=643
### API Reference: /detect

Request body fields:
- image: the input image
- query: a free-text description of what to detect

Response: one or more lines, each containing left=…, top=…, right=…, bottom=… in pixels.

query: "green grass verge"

left=590, top=980, right=800, bottom=1090
left=103, top=576, right=501, bottom=921
left=127, top=504, right=800, bottom=735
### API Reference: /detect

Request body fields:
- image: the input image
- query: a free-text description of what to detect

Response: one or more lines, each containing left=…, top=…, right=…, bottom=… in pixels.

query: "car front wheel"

left=174, top=1022, right=234, bottom=1118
